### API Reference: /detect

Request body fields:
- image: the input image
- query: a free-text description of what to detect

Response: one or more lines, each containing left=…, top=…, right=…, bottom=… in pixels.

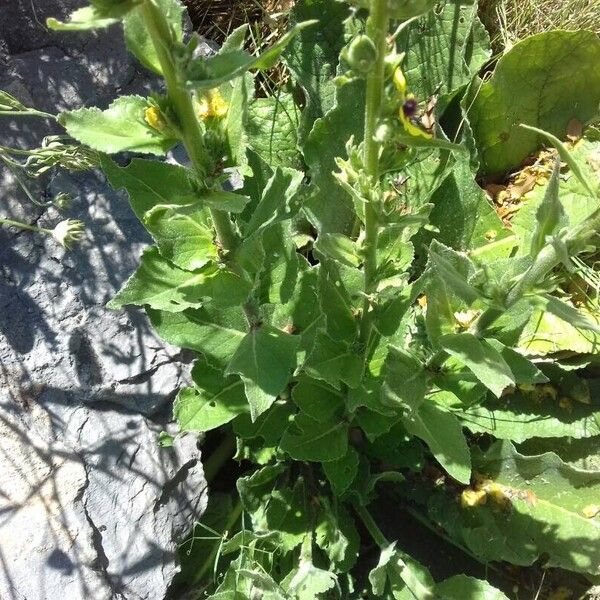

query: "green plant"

left=7, top=0, right=600, bottom=597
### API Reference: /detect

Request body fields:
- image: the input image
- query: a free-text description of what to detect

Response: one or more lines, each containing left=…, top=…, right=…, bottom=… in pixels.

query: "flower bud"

left=51, top=219, right=85, bottom=249
left=343, top=35, right=378, bottom=74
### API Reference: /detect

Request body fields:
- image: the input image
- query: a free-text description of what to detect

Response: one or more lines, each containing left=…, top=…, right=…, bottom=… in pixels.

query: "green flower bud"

left=343, top=35, right=378, bottom=74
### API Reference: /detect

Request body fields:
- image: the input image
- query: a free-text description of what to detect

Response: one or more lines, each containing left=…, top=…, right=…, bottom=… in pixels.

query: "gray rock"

left=0, top=1, right=209, bottom=599
left=0, top=399, right=206, bottom=600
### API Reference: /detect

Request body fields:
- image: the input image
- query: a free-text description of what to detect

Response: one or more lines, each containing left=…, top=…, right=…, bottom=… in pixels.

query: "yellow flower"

left=197, top=89, right=228, bottom=120
left=461, top=488, right=487, bottom=508
left=144, top=105, right=166, bottom=132
left=393, top=66, right=407, bottom=96
left=393, top=65, right=432, bottom=140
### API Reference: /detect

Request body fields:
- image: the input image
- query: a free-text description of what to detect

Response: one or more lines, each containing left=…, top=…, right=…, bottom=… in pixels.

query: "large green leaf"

left=142, top=203, right=217, bottom=271
left=60, top=96, right=178, bottom=155
left=100, top=156, right=198, bottom=220
left=436, top=575, right=509, bottom=600
left=284, top=0, right=352, bottom=139
left=518, top=305, right=600, bottom=356
left=437, top=390, right=600, bottom=443
left=280, top=411, right=348, bottom=462
left=397, top=0, right=490, bottom=101
left=519, top=436, right=600, bottom=472
left=369, top=542, right=435, bottom=599
left=226, top=325, right=300, bottom=420
left=303, top=332, right=364, bottom=390
left=123, top=0, right=184, bottom=74
left=382, top=347, right=429, bottom=410
left=315, top=498, right=360, bottom=572
left=174, top=357, right=247, bottom=432
left=237, top=466, right=309, bottom=553
left=466, top=31, right=600, bottom=174
left=147, top=306, right=246, bottom=365
left=415, top=157, right=508, bottom=253
left=430, top=441, right=600, bottom=574
left=439, top=333, right=515, bottom=397
left=247, top=93, right=303, bottom=170
left=402, top=400, right=471, bottom=484
left=302, top=79, right=365, bottom=234
left=109, top=246, right=250, bottom=311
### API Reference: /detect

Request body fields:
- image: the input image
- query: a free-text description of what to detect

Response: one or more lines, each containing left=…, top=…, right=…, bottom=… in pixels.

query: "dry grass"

left=479, top=0, right=600, bottom=51
left=183, top=0, right=294, bottom=94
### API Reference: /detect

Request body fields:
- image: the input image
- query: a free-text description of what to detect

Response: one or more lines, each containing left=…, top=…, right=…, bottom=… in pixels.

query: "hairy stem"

left=0, top=217, right=48, bottom=233
left=358, top=0, right=389, bottom=349
left=140, top=0, right=238, bottom=253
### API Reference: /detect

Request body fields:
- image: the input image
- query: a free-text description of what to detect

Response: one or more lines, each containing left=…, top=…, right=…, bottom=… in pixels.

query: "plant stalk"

left=352, top=500, right=389, bottom=548
left=140, top=0, right=238, bottom=253
left=358, top=0, right=389, bottom=349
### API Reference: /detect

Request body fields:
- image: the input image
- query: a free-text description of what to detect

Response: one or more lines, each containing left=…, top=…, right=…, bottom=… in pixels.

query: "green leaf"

left=142, top=203, right=217, bottom=271
left=259, top=222, right=300, bottom=304
left=187, top=21, right=317, bottom=90
left=439, top=333, right=515, bottom=397
left=303, top=79, right=365, bottom=234
left=382, top=347, right=428, bottom=410
left=484, top=339, right=548, bottom=385
left=397, top=1, right=490, bottom=100
left=174, top=357, right=247, bottom=432
left=402, top=400, right=471, bottom=484
left=518, top=305, right=600, bottom=356
left=226, top=325, right=300, bottom=420
left=303, top=332, right=364, bottom=390
left=530, top=159, right=565, bottom=257
left=415, top=157, right=508, bottom=253
left=147, top=305, right=246, bottom=365
left=315, top=499, right=359, bottom=572
left=466, top=31, right=600, bottom=174
left=319, top=260, right=361, bottom=342
left=247, top=93, right=303, bottom=169
left=428, top=240, right=482, bottom=305
left=440, top=388, right=600, bottom=443
left=284, top=0, right=353, bottom=139
left=323, top=447, right=359, bottom=495
left=237, top=467, right=310, bottom=553
left=100, top=156, right=198, bottom=221
left=243, top=167, right=304, bottom=237
left=531, top=294, right=600, bottom=335
left=435, top=441, right=600, bottom=574
left=315, top=233, right=361, bottom=268
left=60, top=96, right=177, bottom=155
left=519, top=436, right=600, bottom=472
left=370, top=542, right=435, bottom=599
left=200, top=190, right=251, bottom=213
left=436, top=575, right=509, bottom=600
left=280, top=411, right=348, bottom=462
left=123, top=0, right=184, bottom=74
left=109, top=246, right=250, bottom=311
left=46, top=5, right=126, bottom=31
left=292, top=376, right=345, bottom=421
left=283, top=556, right=337, bottom=599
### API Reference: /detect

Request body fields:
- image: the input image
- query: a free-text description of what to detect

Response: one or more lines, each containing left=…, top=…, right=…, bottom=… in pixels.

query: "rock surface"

left=0, top=2, right=208, bottom=598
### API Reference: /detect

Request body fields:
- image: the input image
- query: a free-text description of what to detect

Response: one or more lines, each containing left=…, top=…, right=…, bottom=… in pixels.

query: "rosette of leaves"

left=20, top=0, right=600, bottom=596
